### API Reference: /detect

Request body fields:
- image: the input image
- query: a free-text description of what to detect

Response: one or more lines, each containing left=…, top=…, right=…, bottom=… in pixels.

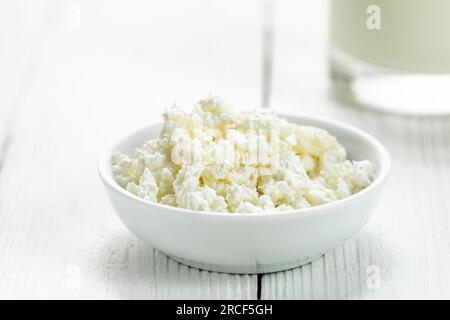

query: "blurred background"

left=0, top=0, right=328, bottom=132
left=1, top=0, right=450, bottom=299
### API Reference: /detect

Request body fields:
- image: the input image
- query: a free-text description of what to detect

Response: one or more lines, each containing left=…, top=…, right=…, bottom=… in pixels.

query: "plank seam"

left=261, top=0, right=276, bottom=108
left=257, top=274, right=262, bottom=300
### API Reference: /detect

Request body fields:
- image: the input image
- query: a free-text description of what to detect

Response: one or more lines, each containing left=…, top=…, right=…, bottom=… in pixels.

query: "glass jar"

left=330, top=0, right=450, bottom=114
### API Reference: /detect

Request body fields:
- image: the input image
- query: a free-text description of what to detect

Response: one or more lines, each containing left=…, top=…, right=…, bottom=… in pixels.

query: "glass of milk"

left=330, top=0, right=450, bottom=114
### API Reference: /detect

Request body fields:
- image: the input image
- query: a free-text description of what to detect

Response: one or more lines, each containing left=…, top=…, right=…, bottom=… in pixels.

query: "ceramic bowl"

left=98, top=113, right=390, bottom=274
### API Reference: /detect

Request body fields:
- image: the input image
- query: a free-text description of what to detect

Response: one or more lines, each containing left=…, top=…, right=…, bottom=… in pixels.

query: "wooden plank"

left=262, top=0, right=450, bottom=299
left=262, top=112, right=450, bottom=299
left=0, top=0, right=260, bottom=299
left=0, top=1, right=52, bottom=167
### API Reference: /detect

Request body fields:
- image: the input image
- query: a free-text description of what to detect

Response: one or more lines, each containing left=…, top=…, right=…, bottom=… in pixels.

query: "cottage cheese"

left=112, top=97, right=375, bottom=213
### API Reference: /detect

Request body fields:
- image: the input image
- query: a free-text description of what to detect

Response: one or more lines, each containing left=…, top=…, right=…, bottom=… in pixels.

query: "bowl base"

left=166, top=254, right=324, bottom=274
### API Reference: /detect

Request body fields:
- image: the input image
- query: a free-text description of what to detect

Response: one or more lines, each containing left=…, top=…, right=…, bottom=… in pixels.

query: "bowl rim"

left=98, top=112, right=391, bottom=218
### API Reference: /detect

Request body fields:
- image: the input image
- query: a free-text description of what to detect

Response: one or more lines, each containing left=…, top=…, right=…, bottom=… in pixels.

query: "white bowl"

left=98, top=114, right=390, bottom=274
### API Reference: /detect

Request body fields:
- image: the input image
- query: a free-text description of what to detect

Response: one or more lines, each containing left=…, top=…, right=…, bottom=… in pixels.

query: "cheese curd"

left=112, top=97, right=375, bottom=213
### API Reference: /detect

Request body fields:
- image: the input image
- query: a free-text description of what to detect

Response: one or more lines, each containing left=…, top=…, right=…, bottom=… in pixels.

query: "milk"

left=330, top=0, right=450, bottom=73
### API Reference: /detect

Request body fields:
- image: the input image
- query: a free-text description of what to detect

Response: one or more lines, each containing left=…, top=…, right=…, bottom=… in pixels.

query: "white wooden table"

left=1, top=0, right=450, bottom=300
